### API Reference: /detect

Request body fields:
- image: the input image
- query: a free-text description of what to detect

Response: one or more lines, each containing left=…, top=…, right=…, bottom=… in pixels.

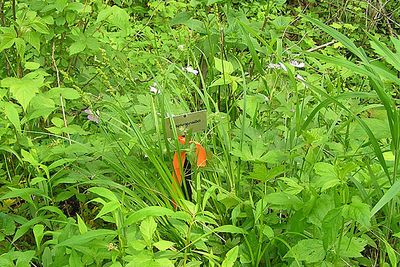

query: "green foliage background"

left=0, top=0, right=399, bottom=266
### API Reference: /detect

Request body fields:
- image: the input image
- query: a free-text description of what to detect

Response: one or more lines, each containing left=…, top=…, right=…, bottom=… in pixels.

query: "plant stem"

left=52, top=40, right=72, bottom=144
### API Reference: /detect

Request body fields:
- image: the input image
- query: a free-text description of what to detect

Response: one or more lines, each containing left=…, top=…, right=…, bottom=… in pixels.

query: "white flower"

left=296, top=74, right=305, bottom=82
left=279, top=62, right=287, bottom=72
left=296, top=74, right=307, bottom=86
left=267, top=62, right=287, bottom=72
left=182, top=66, right=199, bottom=75
left=149, top=82, right=160, bottom=94
left=290, top=60, right=305, bottom=68
left=178, top=44, right=185, bottom=51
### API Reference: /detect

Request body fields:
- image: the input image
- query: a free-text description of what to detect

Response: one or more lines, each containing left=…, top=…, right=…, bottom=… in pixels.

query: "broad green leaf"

left=31, top=177, right=46, bottom=185
left=0, top=27, right=16, bottom=52
left=56, top=229, right=116, bottom=247
left=322, top=208, right=342, bottom=249
left=69, top=41, right=86, bottom=55
left=51, top=117, right=64, bottom=128
left=213, top=225, right=246, bottom=234
left=69, top=250, right=83, bottom=266
left=153, top=240, right=174, bottom=251
left=140, top=216, right=157, bottom=245
left=0, top=212, right=16, bottom=236
left=314, top=162, right=340, bottom=191
left=33, top=224, right=44, bottom=249
left=264, top=192, right=302, bottom=210
left=0, top=187, right=43, bottom=201
left=97, top=6, right=130, bottom=33
left=95, top=201, right=120, bottom=219
left=24, top=62, right=40, bottom=70
left=221, top=246, right=239, bottom=267
left=3, top=102, right=21, bottom=132
left=286, top=239, right=325, bottom=264
left=1, top=73, right=44, bottom=111
left=15, top=251, right=35, bottom=267
left=384, top=241, right=398, bottom=267
left=214, top=57, right=234, bottom=74
left=32, top=19, right=50, bottom=34
left=342, top=197, right=371, bottom=228
left=88, top=187, right=119, bottom=202
left=14, top=38, right=26, bottom=59
left=125, top=206, right=174, bottom=225
left=337, top=236, right=367, bottom=258
left=21, top=149, right=39, bottom=166
left=76, top=214, right=88, bottom=234
left=13, top=216, right=45, bottom=243
left=24, top=29, right=40, bottom=51
left=47, top=87, right=81, bottom=100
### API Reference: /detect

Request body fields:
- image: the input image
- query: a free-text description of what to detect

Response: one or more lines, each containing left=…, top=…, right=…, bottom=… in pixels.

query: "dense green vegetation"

left=1, top=0, right=400, bottom=266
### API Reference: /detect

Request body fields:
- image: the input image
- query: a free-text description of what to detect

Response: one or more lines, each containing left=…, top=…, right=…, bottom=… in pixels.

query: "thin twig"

left=52, top=41, right=72, bottom=144
left=307, top=40, right=336, bottom=52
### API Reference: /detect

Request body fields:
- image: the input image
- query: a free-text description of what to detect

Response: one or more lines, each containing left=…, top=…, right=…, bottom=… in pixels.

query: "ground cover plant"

left=0, top=0, right=400, bottom=266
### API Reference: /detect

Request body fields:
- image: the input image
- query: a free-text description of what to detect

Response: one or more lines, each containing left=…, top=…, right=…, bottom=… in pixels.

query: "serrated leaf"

left=1, top=73, right=44, bottom=111
left=286, top=239, right=325, bottom=264
left=314, top=162, right=340, bottom=191
left=337, top=236, right=366, bottom=258
left=221, top=245, right=239, bottom=267
left=342, top=197, right=371, bottom=228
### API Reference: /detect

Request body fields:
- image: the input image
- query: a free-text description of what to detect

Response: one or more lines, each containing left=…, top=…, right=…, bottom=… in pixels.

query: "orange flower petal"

left=195, top=143, right=206, bottom=167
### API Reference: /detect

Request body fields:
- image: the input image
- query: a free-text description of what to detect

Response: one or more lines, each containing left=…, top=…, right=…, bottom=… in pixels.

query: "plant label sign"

left=165, top=110, right=207, bottom=137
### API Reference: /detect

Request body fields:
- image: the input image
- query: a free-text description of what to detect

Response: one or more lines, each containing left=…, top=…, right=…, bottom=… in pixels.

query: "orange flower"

left=171, top=136, right=206, bottom=208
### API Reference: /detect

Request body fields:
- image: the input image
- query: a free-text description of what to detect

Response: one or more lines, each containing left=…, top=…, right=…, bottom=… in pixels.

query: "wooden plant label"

left=165, top=110, right=207, bottom=137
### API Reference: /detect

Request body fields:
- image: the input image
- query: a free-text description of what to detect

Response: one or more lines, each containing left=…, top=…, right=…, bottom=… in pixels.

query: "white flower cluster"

left=149, top=82, right=160, bottom=94
left=268, top=60, right=306, bottom=85
left=182, top=66, right=199, bottom=75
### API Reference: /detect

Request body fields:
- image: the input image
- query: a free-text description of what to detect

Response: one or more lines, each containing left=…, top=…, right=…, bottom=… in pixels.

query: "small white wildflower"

left=267, top=62, right=287, bottom=72
left=278, top=62, right=287, bottom=72
left=183, top=66, right=199, bottom=75
left=149, top=82, right=160, bottom=94
left=289, top=60, right=305, bottom=68
left=178, top=44, right=185, bottom=51
left=267, top=63, right=280, bottom=69
left=296, top=74, right=305, bottom=82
